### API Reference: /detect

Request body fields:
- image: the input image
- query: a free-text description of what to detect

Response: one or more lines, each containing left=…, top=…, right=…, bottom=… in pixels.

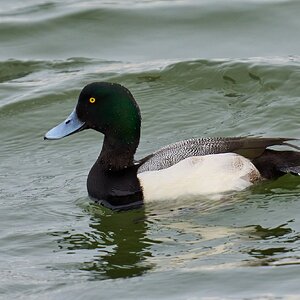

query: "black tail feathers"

left=252, top=149, right=300, bottom=179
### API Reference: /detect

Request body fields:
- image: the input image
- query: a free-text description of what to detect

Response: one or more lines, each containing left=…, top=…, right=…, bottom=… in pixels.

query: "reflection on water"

left=242, top=221, right=299, bottom=267
left=250, top=223, right=293, bottom=239
left=248, top=247, right=290, bottom=259
left=52, top=204, right=155, bottom=280
left=47, top=193, right=300, bottom=290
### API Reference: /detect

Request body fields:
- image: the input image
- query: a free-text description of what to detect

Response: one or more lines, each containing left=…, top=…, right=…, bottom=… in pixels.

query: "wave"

left=1, top=0, right=300, bottom=61
left=1, top=56, right=299, bottom=106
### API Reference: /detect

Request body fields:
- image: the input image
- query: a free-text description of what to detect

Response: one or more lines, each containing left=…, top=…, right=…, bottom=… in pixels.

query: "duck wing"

left=137, top=137, right=299, bottom=173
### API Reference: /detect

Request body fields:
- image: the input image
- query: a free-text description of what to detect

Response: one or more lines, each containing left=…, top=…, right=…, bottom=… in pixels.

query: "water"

left=1, top=1, right=300, bottom=299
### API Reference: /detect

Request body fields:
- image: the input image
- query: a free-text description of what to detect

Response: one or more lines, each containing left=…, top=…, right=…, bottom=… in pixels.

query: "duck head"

left=45, top=82, right=141, bottom=145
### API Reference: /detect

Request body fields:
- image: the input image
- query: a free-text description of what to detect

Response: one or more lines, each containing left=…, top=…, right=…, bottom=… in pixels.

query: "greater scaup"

left=45, top=82, right=300, bottom=210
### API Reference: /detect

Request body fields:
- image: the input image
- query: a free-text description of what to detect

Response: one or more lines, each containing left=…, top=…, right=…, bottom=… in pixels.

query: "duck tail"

left=252, top=149, right=300, bottom=179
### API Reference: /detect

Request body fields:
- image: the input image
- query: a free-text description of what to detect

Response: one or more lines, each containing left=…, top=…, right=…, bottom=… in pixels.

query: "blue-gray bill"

left=44, top=109, right=85, bottom=140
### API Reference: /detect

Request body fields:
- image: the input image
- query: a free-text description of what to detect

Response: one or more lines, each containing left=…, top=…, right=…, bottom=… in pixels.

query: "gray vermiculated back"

left=137, top=137, right=242, bottom=173
left=137, top=137, right=296, bottom=173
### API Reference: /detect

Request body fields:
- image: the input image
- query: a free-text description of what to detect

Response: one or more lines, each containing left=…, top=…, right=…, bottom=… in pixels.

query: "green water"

left=1, top=1, right=300, bottom=299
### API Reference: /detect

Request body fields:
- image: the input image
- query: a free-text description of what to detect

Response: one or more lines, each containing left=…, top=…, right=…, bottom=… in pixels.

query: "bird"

left=44, top=82, right=300, bottom=210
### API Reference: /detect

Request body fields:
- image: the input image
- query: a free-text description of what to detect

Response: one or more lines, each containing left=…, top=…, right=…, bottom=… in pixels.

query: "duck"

left=44, top=82, right=300, bottom=210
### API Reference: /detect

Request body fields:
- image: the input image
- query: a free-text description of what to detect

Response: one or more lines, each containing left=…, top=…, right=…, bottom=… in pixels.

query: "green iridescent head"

left=45, top=82, right=141, bottom=146
left=76, top=82, right=141, bottom=144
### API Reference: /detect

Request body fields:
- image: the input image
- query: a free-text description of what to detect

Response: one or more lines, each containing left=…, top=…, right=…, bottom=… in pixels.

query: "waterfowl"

left=45, top=82, right=300, bottom=210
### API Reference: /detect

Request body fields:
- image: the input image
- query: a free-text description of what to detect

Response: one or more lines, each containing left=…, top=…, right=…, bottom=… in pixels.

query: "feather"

left=138, top=137, right=299, bottom=173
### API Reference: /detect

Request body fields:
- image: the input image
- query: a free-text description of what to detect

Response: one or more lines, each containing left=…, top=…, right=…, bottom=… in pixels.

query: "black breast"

left=87, top=162, right=143, bottom=210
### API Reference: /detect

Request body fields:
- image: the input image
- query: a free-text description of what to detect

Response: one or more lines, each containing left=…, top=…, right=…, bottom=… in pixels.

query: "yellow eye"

left=89, top=97, right=96, bottom=104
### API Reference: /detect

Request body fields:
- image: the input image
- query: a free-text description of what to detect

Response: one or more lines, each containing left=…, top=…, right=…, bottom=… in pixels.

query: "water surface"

left=1, top=1, right=300, bottom=299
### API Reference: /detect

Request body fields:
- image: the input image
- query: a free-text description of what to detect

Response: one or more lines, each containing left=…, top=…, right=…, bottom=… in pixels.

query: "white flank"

left=137, top=153, right=261, bottom=202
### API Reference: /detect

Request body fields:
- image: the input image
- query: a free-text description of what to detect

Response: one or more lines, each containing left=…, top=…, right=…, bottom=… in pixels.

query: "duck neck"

left=87, top=133, right=143, bottom=209
left=98, top=134, right=139, bottom=171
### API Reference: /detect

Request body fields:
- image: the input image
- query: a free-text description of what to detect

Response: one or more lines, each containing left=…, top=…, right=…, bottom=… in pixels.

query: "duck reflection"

left=55, top=203, right=154, bottom=280
left=244, top=222, right=296, bottom=266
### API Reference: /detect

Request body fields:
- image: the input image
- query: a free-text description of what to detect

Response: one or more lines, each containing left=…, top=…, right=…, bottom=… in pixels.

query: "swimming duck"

left=45, top=82, right=300, bottom=210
